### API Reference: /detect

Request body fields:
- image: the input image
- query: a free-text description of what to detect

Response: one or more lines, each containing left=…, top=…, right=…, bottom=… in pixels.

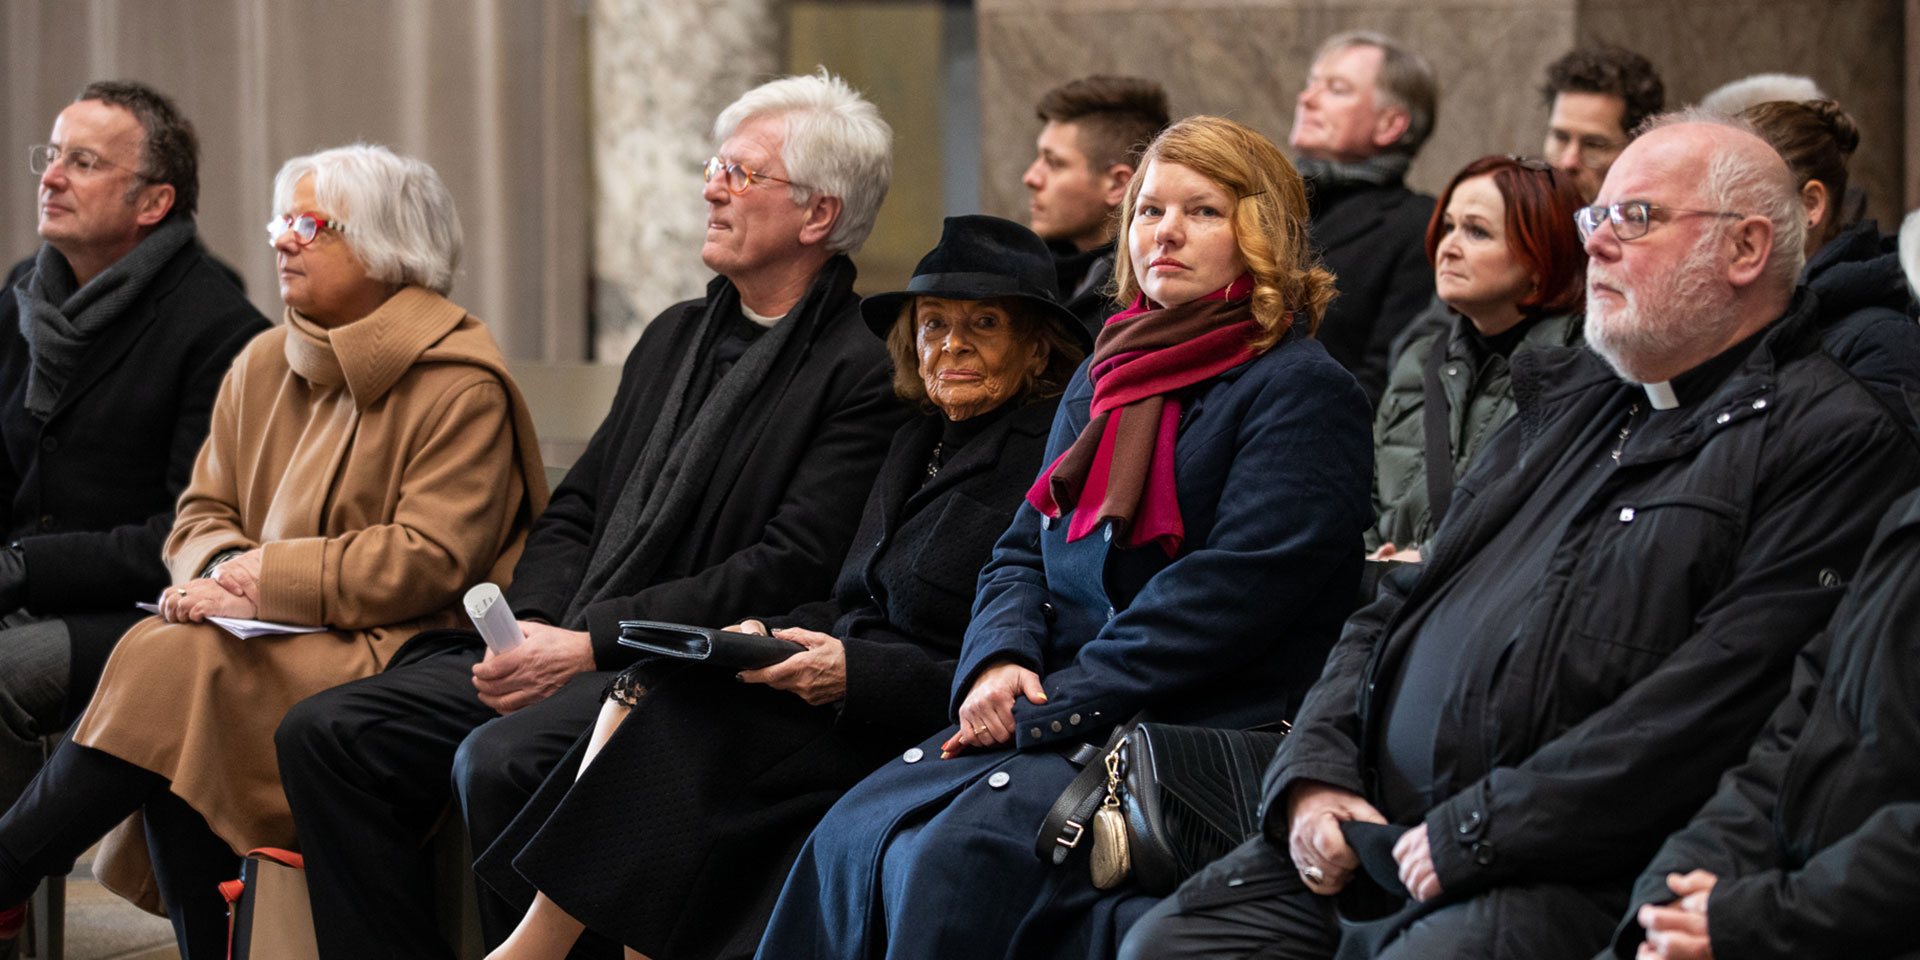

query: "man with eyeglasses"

left=273, top=71, right=904, bottom=959
left=1541, top=44, right=1666, bottom=203
left=0, top=80, right=266, bottom=846
left=1122, top=113, right=1917, bottom=960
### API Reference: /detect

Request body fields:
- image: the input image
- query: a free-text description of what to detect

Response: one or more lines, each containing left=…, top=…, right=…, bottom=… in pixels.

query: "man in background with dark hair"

left=1023, top=75, right=1169, bottom=332
left=0, top=80, right=267, bottom=844
left=1541, top=43, right=1665, bottom=201
left=1290, top=30, right=1438, bottom=404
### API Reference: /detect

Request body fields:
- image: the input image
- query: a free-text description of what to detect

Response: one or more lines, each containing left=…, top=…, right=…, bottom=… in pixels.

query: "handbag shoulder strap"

left=1033, top=713, right=1140, bottom=865
left=1419, top=330, right=1458, bottom=529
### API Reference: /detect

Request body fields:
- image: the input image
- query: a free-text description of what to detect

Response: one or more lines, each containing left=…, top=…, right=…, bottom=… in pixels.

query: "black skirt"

left=473, top=661, right=902, bottom=959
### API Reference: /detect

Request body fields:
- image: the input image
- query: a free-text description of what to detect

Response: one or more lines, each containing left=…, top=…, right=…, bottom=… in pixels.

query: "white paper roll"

left=464, top=583, right=521, bottom=653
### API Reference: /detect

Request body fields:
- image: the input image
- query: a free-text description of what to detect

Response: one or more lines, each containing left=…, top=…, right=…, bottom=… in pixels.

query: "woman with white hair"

left=0, top=143, right=545, bottom=958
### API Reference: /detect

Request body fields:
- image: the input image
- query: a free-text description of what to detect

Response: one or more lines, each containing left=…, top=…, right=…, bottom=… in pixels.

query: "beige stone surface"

left=1581, top=0, right=1907, bottom=228
left=978, top=0, right=1910, bottom=229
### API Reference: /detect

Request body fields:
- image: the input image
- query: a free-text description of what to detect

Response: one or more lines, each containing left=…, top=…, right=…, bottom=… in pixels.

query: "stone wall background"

left=977, top=0, right=1912, bottom=233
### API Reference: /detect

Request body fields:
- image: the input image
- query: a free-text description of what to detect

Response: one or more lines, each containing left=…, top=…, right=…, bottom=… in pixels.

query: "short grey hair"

left=1643, top=109, right=1806, bottom=288
left=1697, top=73, right=1827, bottom=117
left=271, top=143, right=462, bottom=295
left=1314, top=30, right=1438, bottom=156
left=712, top=69, right=893, bottom=255
left=1899, top=207, right=1920, bottom=300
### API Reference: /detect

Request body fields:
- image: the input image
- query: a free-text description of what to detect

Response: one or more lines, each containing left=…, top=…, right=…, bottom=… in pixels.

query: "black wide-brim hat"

left=860, top=214, right=1094, bottom=352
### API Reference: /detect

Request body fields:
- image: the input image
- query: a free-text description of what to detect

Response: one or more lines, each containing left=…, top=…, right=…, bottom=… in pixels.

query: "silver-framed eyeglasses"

left=28, top=144, right=147, bottom=180
left=1574, top=200, right=1745, bottom=243
left=265, top=212, right=346, bottom=247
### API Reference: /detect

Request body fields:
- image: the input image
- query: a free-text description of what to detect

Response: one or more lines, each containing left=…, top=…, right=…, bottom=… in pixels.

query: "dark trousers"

left=1121, top=835, right=1620, bottom=960
left=276, top=639, right=493, bottom=960
left=275, top=637, right=614, bottom=960
left=0, top=732, right=237, bottom=959
left=454, top=670, right=612, bottom=954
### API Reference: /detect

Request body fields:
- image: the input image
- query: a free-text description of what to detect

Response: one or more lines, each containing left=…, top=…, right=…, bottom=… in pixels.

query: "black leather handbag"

left=1035, top=718, right=1288, bottom=896
left=1121, top=722, right=1290, bottom=895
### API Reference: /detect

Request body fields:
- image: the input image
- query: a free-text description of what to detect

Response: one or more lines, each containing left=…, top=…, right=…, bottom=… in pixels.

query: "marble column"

left=589, top=0, right=784, bottom=359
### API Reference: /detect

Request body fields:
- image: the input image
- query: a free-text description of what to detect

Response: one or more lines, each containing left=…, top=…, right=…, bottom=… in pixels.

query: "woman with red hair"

left=1367, top=155, right=1587, bottom=560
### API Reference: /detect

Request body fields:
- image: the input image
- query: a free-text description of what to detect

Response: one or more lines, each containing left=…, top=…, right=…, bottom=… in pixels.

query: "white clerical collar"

left=740, top=303, right=785, bottom=328
left=1642, top=380, right=1679, bottom=410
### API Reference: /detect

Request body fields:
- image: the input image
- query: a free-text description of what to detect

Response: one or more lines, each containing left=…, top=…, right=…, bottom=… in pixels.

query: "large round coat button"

left=903, top=747, right=924, bottom=763
left=988, top=771, right=1011, bottom=789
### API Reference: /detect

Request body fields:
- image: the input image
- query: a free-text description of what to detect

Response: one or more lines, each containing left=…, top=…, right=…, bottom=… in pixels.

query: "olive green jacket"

left=1367, top=309, right=1582, bottom=551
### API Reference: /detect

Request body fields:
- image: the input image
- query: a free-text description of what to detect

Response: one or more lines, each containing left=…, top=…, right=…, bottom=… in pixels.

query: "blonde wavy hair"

left=1113, top=115, right=1336, bottom=352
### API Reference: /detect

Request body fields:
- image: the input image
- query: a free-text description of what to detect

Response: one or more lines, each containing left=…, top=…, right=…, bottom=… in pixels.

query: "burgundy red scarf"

left=1027, top=275, right=1279, bottom=556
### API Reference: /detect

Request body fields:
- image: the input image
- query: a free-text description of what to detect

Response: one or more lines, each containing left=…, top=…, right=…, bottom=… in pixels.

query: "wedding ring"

left=177, top=588, right=188, bottom=596
left=975, top=725, right=988, bottom=735
left=1303, top=865, right=1325, bottom=884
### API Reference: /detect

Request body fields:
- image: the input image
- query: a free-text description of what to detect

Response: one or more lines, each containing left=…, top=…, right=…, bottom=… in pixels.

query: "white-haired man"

left=275, top=72, right=903, bottom=959
left=1122, top=116, right=1919, bottom=960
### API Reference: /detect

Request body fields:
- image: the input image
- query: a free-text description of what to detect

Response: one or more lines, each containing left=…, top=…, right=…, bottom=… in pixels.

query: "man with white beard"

left=1121, top=114, right=1920, bottom=960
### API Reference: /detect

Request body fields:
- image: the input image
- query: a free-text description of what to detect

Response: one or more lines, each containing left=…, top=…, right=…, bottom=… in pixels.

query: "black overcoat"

left=0, top=244, right=269, bottom=716
left=476, top=398, right=1057, bottom=959
left=1263, top=291, right=1920, bottom=953
left=1610, top=486, right=1920, bottom=960
left=1306, top=179, right=1435, bottom=405
left=504, top=255, right=908, bottom=664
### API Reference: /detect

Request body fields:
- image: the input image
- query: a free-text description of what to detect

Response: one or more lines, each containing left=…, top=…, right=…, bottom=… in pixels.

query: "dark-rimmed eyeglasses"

left=28, top=144, right=147, bottom=180
left=1574, top=200, right=1746, bottom=243
left=265, top=213, right=346, bottom=247
left=703, top=157, right=810, bottom=195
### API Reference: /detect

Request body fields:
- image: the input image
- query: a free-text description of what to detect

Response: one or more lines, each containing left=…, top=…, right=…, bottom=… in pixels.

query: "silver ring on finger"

left=1303, top=865, right=1325, bottom=884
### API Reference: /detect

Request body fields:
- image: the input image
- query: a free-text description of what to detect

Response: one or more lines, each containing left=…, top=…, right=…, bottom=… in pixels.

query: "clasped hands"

left=156, top=548, right=263, bottom=622
left=1285, top=781, right=1443, bottom=902
left=1634, top=871, right=1717, bottom=960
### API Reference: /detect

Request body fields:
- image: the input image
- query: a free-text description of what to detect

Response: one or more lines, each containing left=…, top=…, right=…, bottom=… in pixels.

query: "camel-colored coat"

left=72, top=286, right=547, bottom=911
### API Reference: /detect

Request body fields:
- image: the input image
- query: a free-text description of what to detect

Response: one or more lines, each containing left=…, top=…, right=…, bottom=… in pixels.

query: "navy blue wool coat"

left=755, top=323, right=1374, bottom=960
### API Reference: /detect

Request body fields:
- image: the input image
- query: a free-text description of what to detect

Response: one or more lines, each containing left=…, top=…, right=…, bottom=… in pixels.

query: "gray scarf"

left=1294, top=152, right=1412, bottom=189
left=12, top=216, right=196, bottom=419
left=559, top=274, right=808, bottom=628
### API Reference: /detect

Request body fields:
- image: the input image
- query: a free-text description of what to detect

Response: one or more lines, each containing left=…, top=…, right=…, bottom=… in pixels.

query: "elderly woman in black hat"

left=480, top=215, right=1088, bottom=960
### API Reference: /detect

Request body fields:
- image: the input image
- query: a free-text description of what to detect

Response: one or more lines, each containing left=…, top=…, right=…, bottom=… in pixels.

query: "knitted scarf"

left=1027, top=276, right=1273, bottom=556
left=1293, top=152, right=1411, bottom=190
left=12, top=217, right=196, bottom=419
left=560, top=258, right=852, bottom=627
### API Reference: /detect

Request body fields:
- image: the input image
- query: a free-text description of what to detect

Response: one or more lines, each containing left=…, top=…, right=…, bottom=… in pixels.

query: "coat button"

left=1030, top=727, right=1043, bottom=739
left=1445, top=365, right=1458, bottom=376
left=1051, top=721, right=1063, bottom=732
left=988, top=771, right=1011, bottom=789
left=1472, top=841, right=1496, bottom=865
left=1041, top=602, right=1056, bottom=623
left=1752, top=398, right=1767, bottom=410
left=1715, top=411, right=1732, bottom=424
left=903, top=747, right=924, bottom=763
left=1619, top=507, right=1635, bottom=523
left=1102, top=525, right=1112, bottom=543
left=1070, top=713, right=1082, bottom=725
left=39, top=436, right=56, bottom=452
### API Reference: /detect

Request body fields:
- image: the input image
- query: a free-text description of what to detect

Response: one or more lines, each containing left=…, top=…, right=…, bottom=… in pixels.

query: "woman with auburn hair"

left=1368, top=155, right=1586, bottom=560
left=754, top=115, right=1374, bottom=959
